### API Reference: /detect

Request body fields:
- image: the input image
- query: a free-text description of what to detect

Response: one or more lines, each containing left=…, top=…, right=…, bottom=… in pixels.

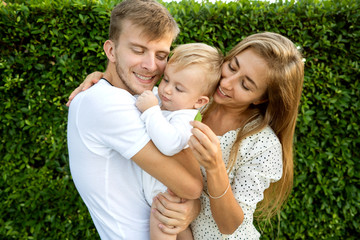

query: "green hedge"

left=1, top=0, right=359, bottom=239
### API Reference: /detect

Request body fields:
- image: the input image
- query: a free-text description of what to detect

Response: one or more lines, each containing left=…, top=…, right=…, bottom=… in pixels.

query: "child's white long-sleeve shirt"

left=140, top=105, right=197, bottom=156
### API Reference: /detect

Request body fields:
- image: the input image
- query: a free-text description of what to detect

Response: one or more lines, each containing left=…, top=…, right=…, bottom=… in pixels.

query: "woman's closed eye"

left=228, top=62, right=236, bottom=72
left=241, top=79, right=250, bottom=91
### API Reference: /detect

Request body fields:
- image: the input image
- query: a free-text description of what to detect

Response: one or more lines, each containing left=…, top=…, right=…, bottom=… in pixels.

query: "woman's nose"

left=220, top=75, right=234, bottom=90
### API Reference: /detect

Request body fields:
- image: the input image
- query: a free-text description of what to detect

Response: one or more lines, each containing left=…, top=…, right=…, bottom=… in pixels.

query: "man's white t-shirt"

left=67, top=79, right=152, bottom=239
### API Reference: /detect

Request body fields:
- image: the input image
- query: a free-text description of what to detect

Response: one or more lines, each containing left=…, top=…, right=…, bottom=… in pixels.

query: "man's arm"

left=132, top=142, right=203, bottom=199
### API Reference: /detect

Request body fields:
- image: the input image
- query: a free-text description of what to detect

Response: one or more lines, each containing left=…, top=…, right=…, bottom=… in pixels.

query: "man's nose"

left=141, top=54, right=157, bottom=72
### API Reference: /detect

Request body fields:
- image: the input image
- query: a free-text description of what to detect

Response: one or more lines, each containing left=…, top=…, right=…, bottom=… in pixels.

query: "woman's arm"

left=188, top=121, right=244, bottom=234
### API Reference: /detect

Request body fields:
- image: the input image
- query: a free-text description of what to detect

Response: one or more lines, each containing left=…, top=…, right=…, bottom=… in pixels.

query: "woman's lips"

left=217, top=86, right=230, bottom=97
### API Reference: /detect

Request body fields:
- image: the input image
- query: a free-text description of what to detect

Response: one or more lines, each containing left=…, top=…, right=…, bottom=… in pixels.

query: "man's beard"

left=115, top=61, right=138, bottom=95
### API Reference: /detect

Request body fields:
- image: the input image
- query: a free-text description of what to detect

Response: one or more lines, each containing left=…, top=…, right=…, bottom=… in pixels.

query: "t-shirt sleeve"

left=77, top=86, right=150, bottom=159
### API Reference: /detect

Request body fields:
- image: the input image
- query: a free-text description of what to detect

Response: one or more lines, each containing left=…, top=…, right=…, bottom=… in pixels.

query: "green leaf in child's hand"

left=194, top=111, right=202, bottom=122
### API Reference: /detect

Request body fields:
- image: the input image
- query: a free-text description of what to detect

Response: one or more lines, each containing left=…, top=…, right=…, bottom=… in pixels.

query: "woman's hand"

left=152, top=190, right=200, bottom=235
left=66, top=71, right=104, bottom=106
left=188, top=121, right=222, bottom=172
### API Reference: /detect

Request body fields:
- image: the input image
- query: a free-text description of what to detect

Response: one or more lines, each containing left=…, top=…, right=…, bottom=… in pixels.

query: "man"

left=67, top=0, right=202, bottom=239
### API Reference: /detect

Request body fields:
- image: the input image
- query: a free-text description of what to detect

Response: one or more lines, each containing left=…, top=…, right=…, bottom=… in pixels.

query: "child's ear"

left=194, top=96, right=209, bottom=109
left=103, top=40, right=116, bottom=63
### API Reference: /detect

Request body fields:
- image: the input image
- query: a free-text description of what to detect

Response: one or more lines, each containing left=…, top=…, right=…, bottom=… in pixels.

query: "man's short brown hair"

left=109, top=0, right=179, bottom=44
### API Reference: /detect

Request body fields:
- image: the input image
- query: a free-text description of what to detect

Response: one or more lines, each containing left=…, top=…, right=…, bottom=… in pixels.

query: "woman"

left=68, top=32, right=304, bottom=239
left=151, top=32, right=304, bottom=239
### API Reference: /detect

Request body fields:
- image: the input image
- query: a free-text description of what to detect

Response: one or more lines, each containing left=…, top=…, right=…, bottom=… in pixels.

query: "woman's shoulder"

left=219, top=122, right=279, bottom=146
left=235, top=125, right=282, bottom=175
left=253, top=125, right=279, bottom=141
left=243, top=125, right=281, bottom=150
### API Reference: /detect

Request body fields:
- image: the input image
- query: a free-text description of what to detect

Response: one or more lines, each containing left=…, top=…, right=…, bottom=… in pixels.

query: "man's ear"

left=253, top=98, right=268, bottom=105
left=194, top=96, right=210, bottom=109
left=103, top=40, right=116, bottom=63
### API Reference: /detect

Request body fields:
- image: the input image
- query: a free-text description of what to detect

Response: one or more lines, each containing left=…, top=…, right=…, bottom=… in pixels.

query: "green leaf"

left=194, top=111, right=202, bottom=122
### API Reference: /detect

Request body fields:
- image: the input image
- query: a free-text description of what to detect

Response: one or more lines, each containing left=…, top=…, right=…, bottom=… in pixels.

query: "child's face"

left=158, top=64, right=209, bottom=111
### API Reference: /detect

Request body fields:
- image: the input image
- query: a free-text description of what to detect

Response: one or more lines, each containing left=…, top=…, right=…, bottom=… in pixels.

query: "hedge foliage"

left=1, top=0, right=359, bottom=239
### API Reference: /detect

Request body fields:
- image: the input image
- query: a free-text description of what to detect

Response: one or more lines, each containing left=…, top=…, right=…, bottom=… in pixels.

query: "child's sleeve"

left=140, top=106, right=197, bottom=156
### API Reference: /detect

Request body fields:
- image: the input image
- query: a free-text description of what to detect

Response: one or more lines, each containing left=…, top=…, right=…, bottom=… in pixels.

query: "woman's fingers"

left=81, top=71, right=102, bottom=91
left=66, top=84, right=84, bottom=107
left=188, top=135, right=208, bottom=159
left=189, top=121, right=222, bottom=170
left=189, top=130, right=217, bottom=158
left=190, top=120, right=219, bottom=143
left=66, top=72, right=103, bottom=107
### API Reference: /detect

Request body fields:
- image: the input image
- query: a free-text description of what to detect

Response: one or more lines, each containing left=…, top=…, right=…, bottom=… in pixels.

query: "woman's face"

left=213, top=48, right=269, bottom=109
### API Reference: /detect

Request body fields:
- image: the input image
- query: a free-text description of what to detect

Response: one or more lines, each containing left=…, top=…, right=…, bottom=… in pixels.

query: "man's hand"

left=136, top=90, right=159, bottom=112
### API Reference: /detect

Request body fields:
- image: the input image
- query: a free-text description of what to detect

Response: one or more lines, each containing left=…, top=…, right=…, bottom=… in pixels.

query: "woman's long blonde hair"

left=202, top=32, right=304, bottom=220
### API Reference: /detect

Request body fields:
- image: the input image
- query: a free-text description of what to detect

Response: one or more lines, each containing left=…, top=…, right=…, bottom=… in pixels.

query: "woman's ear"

left=194, top=96, right=210, bottom=109
left=103, top=40, right=116, bottom=63
left=253, top=98, right=268, bottom=105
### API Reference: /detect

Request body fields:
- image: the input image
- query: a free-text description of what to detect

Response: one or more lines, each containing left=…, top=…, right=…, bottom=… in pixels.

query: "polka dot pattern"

left=191, top=123, right=283, bottom=240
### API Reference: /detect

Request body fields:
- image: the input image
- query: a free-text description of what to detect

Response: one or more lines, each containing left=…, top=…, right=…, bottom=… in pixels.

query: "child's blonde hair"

left=168, top=43, right=223, bottom=96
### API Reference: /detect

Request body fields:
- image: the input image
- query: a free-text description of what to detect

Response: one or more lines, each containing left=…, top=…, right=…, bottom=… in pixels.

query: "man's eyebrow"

left=129, top=42, right=144, bottom=48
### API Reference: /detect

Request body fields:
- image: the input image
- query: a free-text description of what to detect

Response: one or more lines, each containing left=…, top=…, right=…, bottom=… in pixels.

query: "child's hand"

left=136, top=90, right=159, bottom=112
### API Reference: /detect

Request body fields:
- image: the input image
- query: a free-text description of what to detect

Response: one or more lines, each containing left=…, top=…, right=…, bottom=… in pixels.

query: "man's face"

left=113, top=20, right=173, bottom=95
